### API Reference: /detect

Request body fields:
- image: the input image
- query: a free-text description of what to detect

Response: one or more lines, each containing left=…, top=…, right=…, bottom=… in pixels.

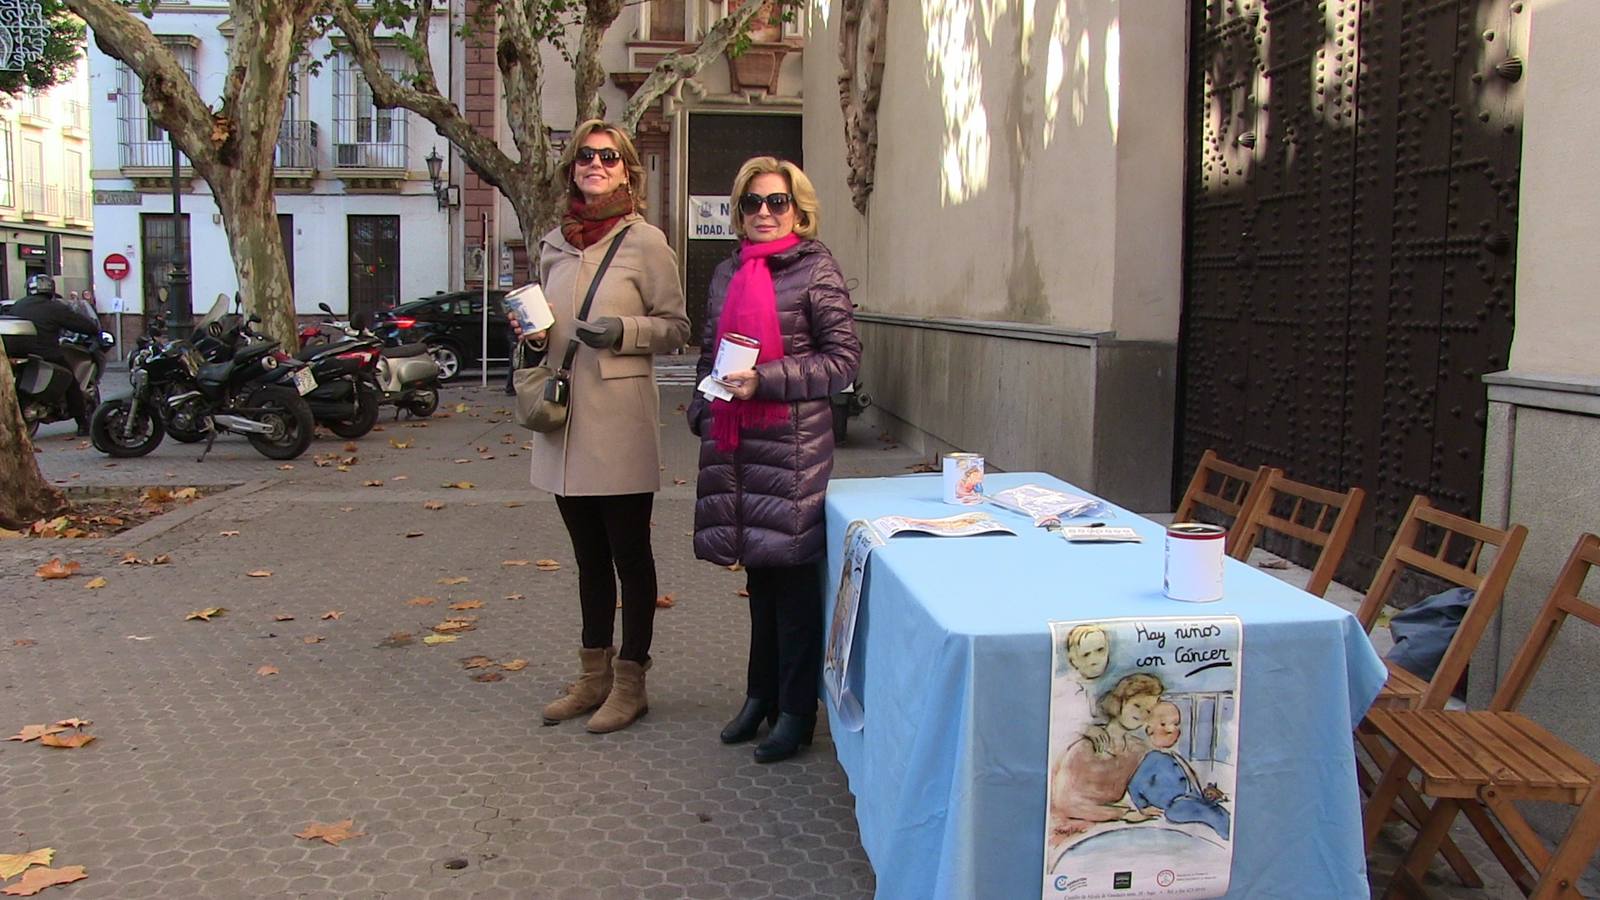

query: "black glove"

left=574, top=317, right=623, bottom=350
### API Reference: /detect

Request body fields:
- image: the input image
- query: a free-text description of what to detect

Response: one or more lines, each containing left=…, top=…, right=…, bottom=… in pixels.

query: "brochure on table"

left=1044, top=616, right=1243, bottom=900
left=987, top=483, right=1105, bottom=527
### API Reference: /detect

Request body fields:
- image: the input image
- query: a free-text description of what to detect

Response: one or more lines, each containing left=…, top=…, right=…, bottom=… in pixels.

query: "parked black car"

left=370, top=290, right=510, bottom=382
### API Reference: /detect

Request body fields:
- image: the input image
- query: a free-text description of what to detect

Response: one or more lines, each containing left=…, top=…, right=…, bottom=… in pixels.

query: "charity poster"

left=823, top=519, right=883, bottom=732
left=1044, top=616, right=1243, bottom=900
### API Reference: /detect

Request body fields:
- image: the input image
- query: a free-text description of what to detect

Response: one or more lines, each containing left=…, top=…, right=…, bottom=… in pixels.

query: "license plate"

left=293, top=368, right=317, bottom=395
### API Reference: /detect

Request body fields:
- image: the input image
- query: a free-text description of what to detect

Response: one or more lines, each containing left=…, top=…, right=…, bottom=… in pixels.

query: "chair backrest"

left=1174, top=449, right=1278, bottom=555
left=1355, top=495, right=1529, bottom=708
left=1489, top=533, right=1600, bottom=713
left=1230, top=471, right=1366, bottom=598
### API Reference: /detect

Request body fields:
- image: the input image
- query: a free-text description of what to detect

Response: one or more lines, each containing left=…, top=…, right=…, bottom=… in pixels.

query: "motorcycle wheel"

left=245, top=386, right=315, bottom=460
left=327, top=383, right=380, bottom=439
left=406, top=388, right=439, bottom=418
left=91, top=398, right=165, bottom=458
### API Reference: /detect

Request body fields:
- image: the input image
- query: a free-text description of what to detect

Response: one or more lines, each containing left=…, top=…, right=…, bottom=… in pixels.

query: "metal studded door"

left=1179, top=0, right=1526, bottom=580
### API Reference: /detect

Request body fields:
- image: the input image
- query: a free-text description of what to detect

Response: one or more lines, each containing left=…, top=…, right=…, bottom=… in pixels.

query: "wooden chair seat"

left=1372, top=660, right=1428, bottom=710
left=1367, top=709, right=1598, bottom=804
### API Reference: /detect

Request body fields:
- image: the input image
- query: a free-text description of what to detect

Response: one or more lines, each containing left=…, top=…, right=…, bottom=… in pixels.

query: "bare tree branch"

left=573, top=0, right=623, bottom=122
left=619, top=0, right=771, bottom=133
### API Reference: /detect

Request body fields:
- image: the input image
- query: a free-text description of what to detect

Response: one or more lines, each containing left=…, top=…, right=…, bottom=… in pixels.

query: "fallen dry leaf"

left=152, top=554, right=172, bottom=565
left=278, top=464, right=294, bottom=470
left=0, top=849, right=52, bottom=881
left=535, top=559, right=561, bottom=571
left=673, top=478, right=687, bottom=486
left=256, top=665, right=279, bottom=677
left=727, top=563, right=744, bottom=573
left=452, top=458, right=471, bottom=465
left=500, top=659, right=529, bottom=672
left=501, top=559, right=530, bottom=567
left=294, top=820, right=364, bottom=846
left=438, top=576, right=470, bottom=586
left=405, top=596, right=437, bottom=607
left=461, top=656, right=495, bottom=669
left=503, top=501, right=525, bottom=508
left=404, top=531, right=425, bottom=538
left=736, top=589, right=750, bottom=598
left=448, top=599, right=483, bottom=611
left=471, top=672, right=504, bottom=683
left=421, top=634, right=457, bottom=645
left=656, top=594, right=676, bottom=608
left=423, top=501, right=445, bottom=511
left=53, top=718, right=90, bottom=728
left=84, top=577, right=108, bottom=590
left=6, top=724, right=66, bottom=743
left=321, top=611, right=342, bottom=621
left=442, top=481, right=476, bottom=490
left=247, top=570, right=272, bottom=578
left=11, top=639, right=37, bottom=647
left=34, top=559, right=79, bottom=580
left=504, top=593, right=526, bottom=601
left=343, top=442, right=359, bottom=452
left=388, top=438, right=413, bottom=449
left=125, top=635, right=152, bottom=641
left=274, top=614, right=295, bottom=622
left=0, top=864, right=87, bottom=895
left=363, top=480, right=384, bottom=487
left=38, top=733, right=94, bottom=749
left=119, top=552, right=143, bottom=565
left=186, top=607, right=226, bottom=621
left=173, top=487, right=200, bottom=500
left=431, top=620, right=475, bottom=634
left=302, top=635, right=324, bottom=645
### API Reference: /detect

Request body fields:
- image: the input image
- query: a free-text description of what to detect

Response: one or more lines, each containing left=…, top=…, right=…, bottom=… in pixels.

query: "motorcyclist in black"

left=5, top=274, right=101, bottom=434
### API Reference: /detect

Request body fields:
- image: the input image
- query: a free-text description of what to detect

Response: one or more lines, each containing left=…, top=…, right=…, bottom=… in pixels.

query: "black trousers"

left=554, top=493, right=657, bottom=663
left=744, top=562, right=824, bottom=716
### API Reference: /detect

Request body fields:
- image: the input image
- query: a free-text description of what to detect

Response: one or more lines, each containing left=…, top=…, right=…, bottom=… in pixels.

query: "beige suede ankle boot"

left=586, top=658, right=648, bottom=733
left=542, top=647, right=615, bottom=725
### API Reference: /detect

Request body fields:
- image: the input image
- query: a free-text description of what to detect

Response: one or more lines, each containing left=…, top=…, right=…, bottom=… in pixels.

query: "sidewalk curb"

left=105, top=478, right=276, bottom=549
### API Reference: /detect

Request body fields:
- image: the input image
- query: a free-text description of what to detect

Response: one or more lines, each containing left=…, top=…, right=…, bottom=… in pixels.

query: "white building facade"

left=86, top=5, right=454, bottom=329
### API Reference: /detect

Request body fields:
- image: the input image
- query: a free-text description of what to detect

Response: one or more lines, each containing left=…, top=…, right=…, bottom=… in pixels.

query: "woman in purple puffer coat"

left=686, top=157, right=861, bottom=764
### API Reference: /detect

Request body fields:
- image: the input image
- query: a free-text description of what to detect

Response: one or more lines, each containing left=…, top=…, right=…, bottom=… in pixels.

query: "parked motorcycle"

left=831, top=377, right=871, bottom=444
left=91, top=295, right=315, bottom=460
left=194, top=299, right=381, bottom=439
left=0, top=317, right=115, bottom=437
left=309, top=303, right=441, bottom=418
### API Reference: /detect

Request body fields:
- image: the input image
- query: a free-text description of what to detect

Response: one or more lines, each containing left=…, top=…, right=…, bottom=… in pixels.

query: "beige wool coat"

left=528, top=215, right=690, bottom=497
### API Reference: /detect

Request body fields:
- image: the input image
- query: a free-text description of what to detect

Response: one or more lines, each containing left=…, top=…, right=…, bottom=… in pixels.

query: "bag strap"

left=559, top=225, right=631, bottom=374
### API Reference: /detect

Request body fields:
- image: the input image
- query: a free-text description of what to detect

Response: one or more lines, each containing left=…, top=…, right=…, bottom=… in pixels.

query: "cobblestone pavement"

left=4, top=380, right=1593, bottom=898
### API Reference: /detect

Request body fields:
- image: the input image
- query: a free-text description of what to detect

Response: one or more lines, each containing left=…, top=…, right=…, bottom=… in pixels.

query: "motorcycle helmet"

left=26, top=274, right=55, bottom=296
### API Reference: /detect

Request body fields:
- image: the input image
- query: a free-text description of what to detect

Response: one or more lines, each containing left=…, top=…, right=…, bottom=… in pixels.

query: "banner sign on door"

left=688, top=195, right=734, bottom=239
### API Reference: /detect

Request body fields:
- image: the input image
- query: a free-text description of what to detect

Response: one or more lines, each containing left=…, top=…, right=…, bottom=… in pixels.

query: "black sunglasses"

left=739, top=192, right=793, bottom=216
left=575, top=147, right=623, bottom=168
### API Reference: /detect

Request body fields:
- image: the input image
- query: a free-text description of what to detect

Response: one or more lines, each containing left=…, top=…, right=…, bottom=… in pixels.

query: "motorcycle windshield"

left=193, top=294, right=229, bottom=334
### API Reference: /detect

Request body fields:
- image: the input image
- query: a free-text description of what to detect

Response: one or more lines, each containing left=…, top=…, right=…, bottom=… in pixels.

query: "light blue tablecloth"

left=823, top=473, right=1387, bottom=900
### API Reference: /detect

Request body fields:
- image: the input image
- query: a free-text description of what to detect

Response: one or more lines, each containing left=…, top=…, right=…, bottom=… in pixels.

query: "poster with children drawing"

left=1044, top=616, right=1242, bottom=900
left=823, top=520, right=883, bottom=732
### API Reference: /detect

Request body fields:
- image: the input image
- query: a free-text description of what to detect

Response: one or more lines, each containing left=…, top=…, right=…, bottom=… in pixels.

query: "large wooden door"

left=1179, top=0, right=1526, bottom=580
left=683, top=113, right=803, bottom=345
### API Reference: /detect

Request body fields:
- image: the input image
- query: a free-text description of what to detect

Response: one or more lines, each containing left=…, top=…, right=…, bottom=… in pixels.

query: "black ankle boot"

left=754, top=712, right=815, bottom=763
left=720, top=697, right=776, bottom=744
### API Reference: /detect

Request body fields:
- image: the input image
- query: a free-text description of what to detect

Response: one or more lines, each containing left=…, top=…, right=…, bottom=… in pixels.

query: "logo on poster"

left=1113, top=871, right=1133, bottom=890
left=688, top=195, right=734, bottom=239
left=1156, top=870, right=1176, bottom=887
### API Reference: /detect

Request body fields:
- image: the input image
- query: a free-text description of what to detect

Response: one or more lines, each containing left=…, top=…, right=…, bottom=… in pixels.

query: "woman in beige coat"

left=515, top=119, right=689, bottom=734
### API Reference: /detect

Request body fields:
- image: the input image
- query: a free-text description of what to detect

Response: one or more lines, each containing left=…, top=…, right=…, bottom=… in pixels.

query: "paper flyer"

left=1044, top=616, right=1243, bottom=899
left=823, top=519, right=883, bottom=732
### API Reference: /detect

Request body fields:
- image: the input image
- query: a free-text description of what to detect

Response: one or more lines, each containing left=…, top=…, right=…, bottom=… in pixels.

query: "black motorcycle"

left=0, top=318, right=114, bottom=437
left=91, top=296, right=314, bottom=460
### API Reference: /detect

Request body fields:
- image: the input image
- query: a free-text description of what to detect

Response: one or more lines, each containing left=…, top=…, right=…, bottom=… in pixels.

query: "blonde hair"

left=729, top=156, right=820, bottom=240
left=1097, top=673, right=1164, bottom=719
left=561, top=119, right=647, bottom=211
left=1066, top=625, right=1106, bottom=653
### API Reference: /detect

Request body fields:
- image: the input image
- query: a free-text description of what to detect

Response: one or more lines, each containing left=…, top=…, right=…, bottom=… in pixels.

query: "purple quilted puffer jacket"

left=687, top=240, right=862, bottom=567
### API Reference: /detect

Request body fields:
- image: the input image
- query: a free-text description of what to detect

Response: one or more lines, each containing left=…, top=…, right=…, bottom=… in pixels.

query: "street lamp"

left=166, top=132, right=191, bottom=339
left=426, top=148, right=458, bottom=211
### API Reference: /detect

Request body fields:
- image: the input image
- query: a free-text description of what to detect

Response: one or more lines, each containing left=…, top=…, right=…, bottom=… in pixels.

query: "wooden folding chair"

left=1355, top=496, right=1528, bottom=712
left=1365, top=533, right=1600, bottom=899
left=1355, top=495, right=1529, bottom=886
left=1173, top=449, right=1278, bottom=556
left=1229, top=470, right=1366, bottom=598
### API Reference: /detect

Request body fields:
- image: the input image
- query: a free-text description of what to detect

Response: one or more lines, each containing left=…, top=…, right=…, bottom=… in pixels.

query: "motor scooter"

left=311, top=302, right=440, bottom=418
left=0, top=318, right=114, bottom=436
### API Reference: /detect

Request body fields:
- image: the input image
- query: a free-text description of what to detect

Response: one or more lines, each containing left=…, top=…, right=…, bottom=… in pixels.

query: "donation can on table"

left=1164, top=522, right=1226, bottom=602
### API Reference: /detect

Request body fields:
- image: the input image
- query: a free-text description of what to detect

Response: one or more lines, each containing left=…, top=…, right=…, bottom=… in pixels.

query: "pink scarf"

left=710, top=234, right=801, bottom=452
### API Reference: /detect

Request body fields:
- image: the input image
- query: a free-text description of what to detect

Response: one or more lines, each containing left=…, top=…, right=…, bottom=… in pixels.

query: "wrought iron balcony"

left=275, top=120, right=318, bottom=171
left=63, top=188, right=90, bottom=221
left=332, top=140, right=407, bottom=171
left=64, top=100, right=89, bottom=134
left=119, top=139, right=189, bottom=170
left=21, top=181, right=60, bottom=218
